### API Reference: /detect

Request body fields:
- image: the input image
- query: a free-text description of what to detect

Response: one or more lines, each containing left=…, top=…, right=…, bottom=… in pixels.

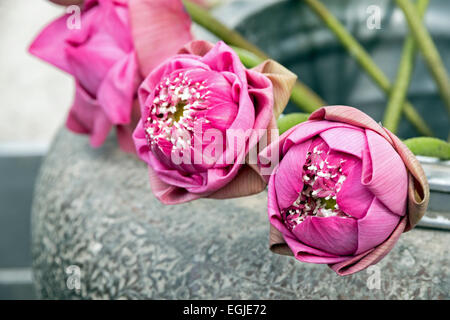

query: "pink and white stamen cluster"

left=283, top=139, right=351, bottom=231
left=144, top=72, right=211, bottom=153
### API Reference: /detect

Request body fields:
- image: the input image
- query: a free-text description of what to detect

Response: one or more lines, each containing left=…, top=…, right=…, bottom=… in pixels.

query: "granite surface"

left=31, top=129, right=449, bottom=299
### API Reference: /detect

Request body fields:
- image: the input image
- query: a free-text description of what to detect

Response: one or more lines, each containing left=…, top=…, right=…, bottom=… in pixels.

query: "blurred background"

left=0, top=0, right=73, bottom=299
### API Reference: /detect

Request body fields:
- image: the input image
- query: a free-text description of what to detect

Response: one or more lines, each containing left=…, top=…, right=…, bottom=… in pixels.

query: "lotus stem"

left=395, top=0, right=450, bottom=116
left=183, top=0, right=326, bottom=113
left=183, top=0, right=268, bottom=59
left=383, top=0, right=430, bottom=133
left=277, top=113, right=310, bottom=134
left=302, top=0, right=433, bottom=136
left=232, top=46, right=324, bottom=113
left=232, top=46, right=263, bottom=68
left=404, top=137, right=450, bottom=160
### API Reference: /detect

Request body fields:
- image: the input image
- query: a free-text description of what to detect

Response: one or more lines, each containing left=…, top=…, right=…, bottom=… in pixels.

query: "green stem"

left=183, top=0, right=325, bottom=112
left=302, top=0, right=433, bottom=136
left=383, top=0, right=429, bottom=133
left=232, top=47, right=324, bottom=113
left=231, top=46, right=263, bottom=67
left=183, top=0, right=268, bottom=59
left=402, top=102, right=432, bottom=136
left=290, top=82, right=325, bottom=113
left=277, top=113, right=310, bottom=134
left=395, top=0, right=450, bottom=116
left=404, top=137, right=450, bottom=160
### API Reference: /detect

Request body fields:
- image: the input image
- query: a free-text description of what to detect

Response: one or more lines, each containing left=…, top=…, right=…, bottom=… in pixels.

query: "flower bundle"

left=30, top=0, right=434, bottom=275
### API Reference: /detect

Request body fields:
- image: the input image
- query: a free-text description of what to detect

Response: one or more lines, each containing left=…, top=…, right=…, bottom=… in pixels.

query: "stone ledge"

left=30, top=129, right=449, bottom=299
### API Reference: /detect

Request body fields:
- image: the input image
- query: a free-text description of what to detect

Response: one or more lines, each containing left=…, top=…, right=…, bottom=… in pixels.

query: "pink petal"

left=283, top=234, right=350, bottom=264
left=282, top=121, right=357, bottom=155
left=98, top=1, right=133, bottom=52
left=246, top=68, right=274, bottom=134
left=137, top=56, right=209, bottom=115
left=148, top=152, right=204, bottom=189
left=250, top=59, right=296, bottom=119
left=363, top=129, right=408, bottom=216
left=208, top=165, right=266, bottom=199
left=65, top=35, right=125, bottom=95
left=320, top=126, right=366, bottom=158
left=330, top=217, right=406, bottom=276
left=132, top=120, right=148, bottom=162
left=62, top=4, right=98, bottom=46
left=197, top=44, right=258, bottom=139
left=178, top=40, right=215, bottom=57
left=66, top=83, right=112, bottom=148
left=268, top=172, right=343, bottom=262
left=206, top=103, right=238, bottom=131
left=184, top=68, right=233, bottom=101
left=225, top=83, right=255, bottom=135
left=268, top=170, right=292, bottom=236
left=201, top=167, right=237, bottom=193
left=259, top=129, right=293, bottom=180
left=293, top=216, right=358, bottom=256
left=355, top=197, right=401, bottom=255
left=182, top=68, right=237, bottom=131
left=97, top=52, right=140, bottom=124
left=148, top=167, right=202, bottom=205
left=337, top=158, right=374, bottom=219
left=274, top=140, right=311, bottom=210
left=129, top=0, right=193, bottom=77
left=309, top=106, right=392, bottom=143
left=383, top=128, right=430, bottom=231
left=150, top=141, right=204, bottom=175
left=201, top=41, right=247, bottom=79
left=28, top=15, right=72, bottom=73
left=185, top=154, right=246, bottom=195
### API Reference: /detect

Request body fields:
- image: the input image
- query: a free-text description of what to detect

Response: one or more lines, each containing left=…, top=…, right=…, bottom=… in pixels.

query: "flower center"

left=283, top=139, right=351, bottom=231
left=144, top=72, right=211, bottom=152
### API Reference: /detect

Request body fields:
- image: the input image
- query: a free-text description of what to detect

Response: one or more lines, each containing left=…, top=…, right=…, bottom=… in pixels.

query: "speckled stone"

left=31, top=129, right=449, bottom=299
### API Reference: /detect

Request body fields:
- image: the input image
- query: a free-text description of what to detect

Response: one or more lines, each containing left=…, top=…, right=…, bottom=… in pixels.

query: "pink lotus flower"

left=133, top=40, right=297, bottom=204
left=260, top=106, right=429, bottom=275
left=29, top=0, right=193, bottom=152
